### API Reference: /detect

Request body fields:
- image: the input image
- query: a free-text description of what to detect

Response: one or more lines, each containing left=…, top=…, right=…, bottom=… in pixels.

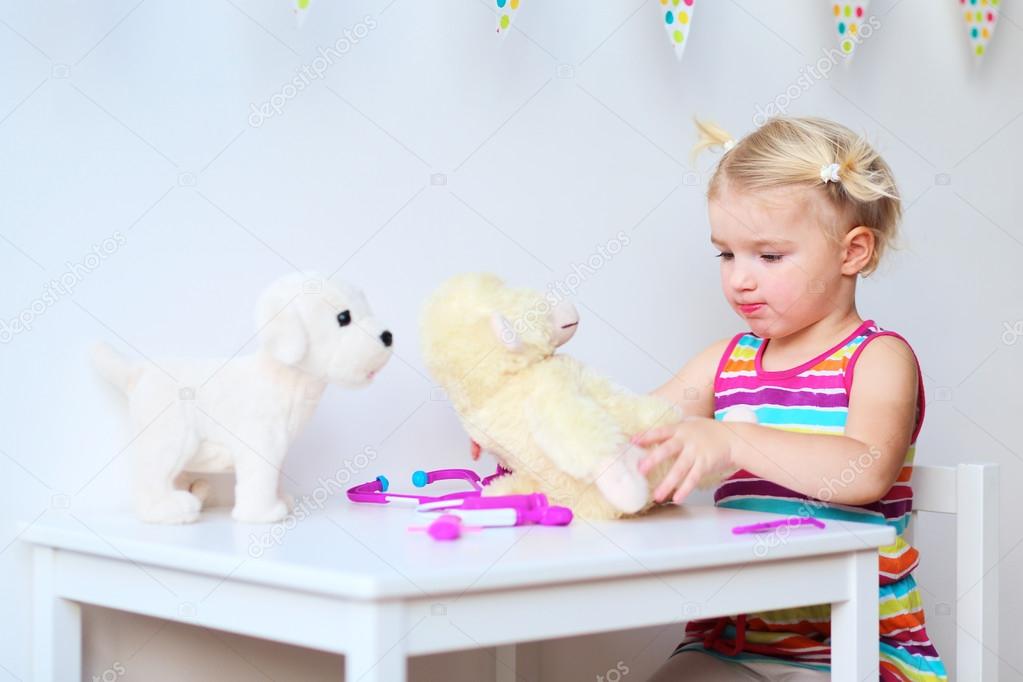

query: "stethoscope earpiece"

left=411, top=470, right=429, bottom=488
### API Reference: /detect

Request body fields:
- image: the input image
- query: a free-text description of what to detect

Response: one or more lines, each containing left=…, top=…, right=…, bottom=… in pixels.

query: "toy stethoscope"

left=346, top=466, right=510, bottom=506
left=346, top=464, right=573, bottom=540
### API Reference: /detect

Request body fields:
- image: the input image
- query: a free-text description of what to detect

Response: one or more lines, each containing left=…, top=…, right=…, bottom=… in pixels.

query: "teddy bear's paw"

left=570, top=494, right=626, bottom=521
left=594, top=448, right=649, bottom=514
left=136, top=490, right=202, bottom=524
left=232, top=499, right=290, bottom=524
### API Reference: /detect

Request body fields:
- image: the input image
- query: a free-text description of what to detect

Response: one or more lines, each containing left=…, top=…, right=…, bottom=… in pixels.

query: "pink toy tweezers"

left=731, top=516, right=826, bottom=534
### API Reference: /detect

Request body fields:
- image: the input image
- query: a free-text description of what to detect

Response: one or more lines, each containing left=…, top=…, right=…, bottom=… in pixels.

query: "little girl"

left=636, top=117, right=947, bottom=681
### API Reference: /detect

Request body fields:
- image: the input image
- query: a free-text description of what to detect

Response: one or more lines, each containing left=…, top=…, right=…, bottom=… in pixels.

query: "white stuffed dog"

left=92, top=272, right=392, bottom=524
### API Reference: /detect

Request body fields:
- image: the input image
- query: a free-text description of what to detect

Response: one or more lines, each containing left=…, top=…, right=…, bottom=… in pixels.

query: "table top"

left=22, top=502, right=894, bottom=600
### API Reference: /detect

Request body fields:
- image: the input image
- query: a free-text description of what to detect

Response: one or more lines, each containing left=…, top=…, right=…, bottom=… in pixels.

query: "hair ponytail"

left=834, top=135, right=899, bottom=203
left=691, top=118, right=735, bottom=165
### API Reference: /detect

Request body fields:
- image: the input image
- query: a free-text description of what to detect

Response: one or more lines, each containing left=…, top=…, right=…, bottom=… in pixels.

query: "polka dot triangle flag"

left=294, top=0, right=312, bottom=28
left=832, top=2, right=869, bottom=58
left=660, top=0, right=696, bottom=61
left=961, top=0, right=1000, bottom=59
left=495, top=0, right=522, bottom=35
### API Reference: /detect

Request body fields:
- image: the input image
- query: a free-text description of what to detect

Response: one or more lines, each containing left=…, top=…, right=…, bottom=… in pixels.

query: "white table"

left=24, top=502, right=893, bottom=681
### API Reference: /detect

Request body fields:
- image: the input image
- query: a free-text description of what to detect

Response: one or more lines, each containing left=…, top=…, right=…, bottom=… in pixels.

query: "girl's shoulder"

left=844, top=325, right=926, bottom=444
left=843, top=324, right=921, bottom=393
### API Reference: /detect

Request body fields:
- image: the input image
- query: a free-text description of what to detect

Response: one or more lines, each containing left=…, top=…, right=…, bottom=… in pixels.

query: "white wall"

left=2, top=1, right=1021, bottom=680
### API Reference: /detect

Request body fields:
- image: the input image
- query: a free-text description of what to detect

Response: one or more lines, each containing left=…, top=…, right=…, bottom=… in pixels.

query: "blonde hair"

left=693, top=116, right=901, bottom=277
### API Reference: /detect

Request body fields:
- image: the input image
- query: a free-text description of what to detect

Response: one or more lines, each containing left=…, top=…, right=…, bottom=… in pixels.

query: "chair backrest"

left=909, top=463, right=1000, bottom=682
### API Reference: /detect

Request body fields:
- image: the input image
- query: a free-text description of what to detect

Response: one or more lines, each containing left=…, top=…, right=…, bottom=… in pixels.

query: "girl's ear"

left=842, top=226, right=875, bottom=275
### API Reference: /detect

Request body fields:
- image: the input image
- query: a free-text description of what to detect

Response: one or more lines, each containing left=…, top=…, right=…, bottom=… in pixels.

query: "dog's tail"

left=91, top=342, right=143, bottom=395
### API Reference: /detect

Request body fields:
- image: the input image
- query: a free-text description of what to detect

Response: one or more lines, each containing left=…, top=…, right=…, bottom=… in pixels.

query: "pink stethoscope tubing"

left=345, top=466, right=510, bottom=506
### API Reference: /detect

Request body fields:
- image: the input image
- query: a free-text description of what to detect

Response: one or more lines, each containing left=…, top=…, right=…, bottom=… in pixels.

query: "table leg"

left=496, top=644, right=517, bottom=682
left=32, top=546, right=82, bottom=682
left=497, top=643, right=539, bottom=682
left=344, top=603, right=406, bottom=682
left=831, top=549, right=878, bottom=682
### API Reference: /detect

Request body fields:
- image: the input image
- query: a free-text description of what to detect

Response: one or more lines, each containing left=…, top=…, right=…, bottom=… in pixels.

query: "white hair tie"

left=722, top=139, right=735, bottom=152
left=820, top=163, right=841, bottom=184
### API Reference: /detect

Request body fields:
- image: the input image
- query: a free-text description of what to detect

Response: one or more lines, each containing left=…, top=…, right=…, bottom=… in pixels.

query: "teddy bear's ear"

left=490, top=313, right=522, bottom=352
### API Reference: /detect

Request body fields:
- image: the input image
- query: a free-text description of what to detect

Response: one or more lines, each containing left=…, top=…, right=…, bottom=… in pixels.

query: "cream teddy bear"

left=420, top=272, right=716, bottom=520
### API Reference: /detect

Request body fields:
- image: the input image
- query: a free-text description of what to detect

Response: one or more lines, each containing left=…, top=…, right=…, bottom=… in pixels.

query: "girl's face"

left=708, top=182, right=847, bottom=339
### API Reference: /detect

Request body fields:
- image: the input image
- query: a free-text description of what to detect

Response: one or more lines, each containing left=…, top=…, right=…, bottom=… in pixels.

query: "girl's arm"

left=651, top=337, right=733, bottom=419
left=636, top=335, right=919, bottom=506
left=723, top=336, right=919, bottom=505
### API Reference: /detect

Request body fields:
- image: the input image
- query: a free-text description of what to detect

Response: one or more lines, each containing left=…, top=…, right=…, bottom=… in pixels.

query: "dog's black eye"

left=336, top=310, right=352, bottom=327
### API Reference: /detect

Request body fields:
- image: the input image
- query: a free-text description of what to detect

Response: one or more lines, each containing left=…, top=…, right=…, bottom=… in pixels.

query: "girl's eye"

left=715, top=251, right=734, bottom=261
left=337, top=310, right=352, bottom=327
left=760, top=254, right=783, bottom=262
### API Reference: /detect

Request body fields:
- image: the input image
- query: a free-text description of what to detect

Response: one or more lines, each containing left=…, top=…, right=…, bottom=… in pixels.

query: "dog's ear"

left=256, top=277, right=308, bottom=365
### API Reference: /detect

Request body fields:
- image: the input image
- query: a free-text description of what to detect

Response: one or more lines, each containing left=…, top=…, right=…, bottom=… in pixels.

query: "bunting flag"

left=496, top=0, right=522, bottom=35
left=960, top=0, right=999, bottom=59
left=294, top=0, right=312, bottom=28
left=660, top=0, right=696, bottom=61
left=832, top=2, right=870, bottom=58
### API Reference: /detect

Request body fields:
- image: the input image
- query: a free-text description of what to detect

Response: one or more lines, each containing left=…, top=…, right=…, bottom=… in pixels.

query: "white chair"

left=494, top=463, right=1001, bottom=682
left=909, top=463, right=1000, bottom=681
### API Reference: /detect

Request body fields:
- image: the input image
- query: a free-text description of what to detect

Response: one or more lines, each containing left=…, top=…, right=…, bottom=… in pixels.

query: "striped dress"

left=672, top=319, right=948, bottom=681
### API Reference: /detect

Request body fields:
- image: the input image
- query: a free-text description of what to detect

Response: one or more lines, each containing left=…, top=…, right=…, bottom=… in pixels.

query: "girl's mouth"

left=738, top=303, right=764, bottom=315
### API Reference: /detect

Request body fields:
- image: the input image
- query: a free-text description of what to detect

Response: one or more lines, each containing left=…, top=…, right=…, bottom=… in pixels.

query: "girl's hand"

left=630, top=417, right=737, bottom=504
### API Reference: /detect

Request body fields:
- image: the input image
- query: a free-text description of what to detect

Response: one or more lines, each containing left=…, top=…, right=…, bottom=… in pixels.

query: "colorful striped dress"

left=672, top=319, right=948, bottom=681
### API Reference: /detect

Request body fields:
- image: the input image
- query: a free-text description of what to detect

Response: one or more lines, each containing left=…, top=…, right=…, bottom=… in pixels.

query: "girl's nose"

left=729, top=267, right=756, bottom=291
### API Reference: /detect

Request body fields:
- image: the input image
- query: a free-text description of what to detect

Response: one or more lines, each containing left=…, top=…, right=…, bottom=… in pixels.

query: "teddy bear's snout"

left=380, top=330, right=393, bottom=347
left=550, top=300, right=579, bottom=347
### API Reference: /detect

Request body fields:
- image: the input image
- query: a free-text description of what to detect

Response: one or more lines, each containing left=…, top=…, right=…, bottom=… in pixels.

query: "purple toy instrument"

left=346, top=465, right=574, bottom=538
left=731, top=516, right=826, bottom=534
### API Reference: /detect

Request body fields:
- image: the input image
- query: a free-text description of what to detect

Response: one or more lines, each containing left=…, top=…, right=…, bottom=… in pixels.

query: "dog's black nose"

left=380, top=330, right=393, bottom=347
